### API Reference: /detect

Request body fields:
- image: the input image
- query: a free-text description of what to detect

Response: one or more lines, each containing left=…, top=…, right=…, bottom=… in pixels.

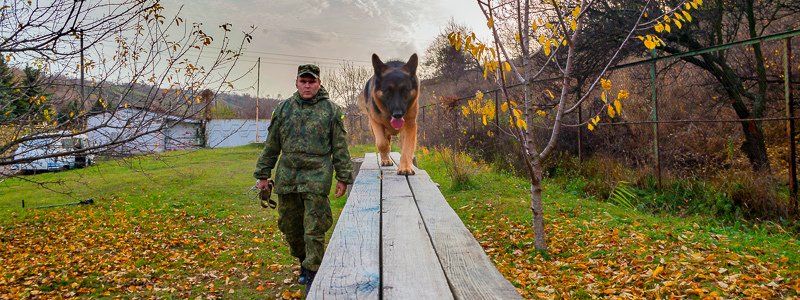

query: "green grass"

left=0, top=144, right=318, bottom=298
left=0, top=143, right=396, bottom=298
left=1, top=144, right=798, bottom=298
left=2, top=143, right=376, bottom=216
left=416, top=150, right=799, bottom=261
left=413, top=148, right=799, bottom=298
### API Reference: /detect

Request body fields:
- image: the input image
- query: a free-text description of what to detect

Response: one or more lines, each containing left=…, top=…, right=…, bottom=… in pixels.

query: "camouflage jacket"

left=253, top=86, right=354, bottom=195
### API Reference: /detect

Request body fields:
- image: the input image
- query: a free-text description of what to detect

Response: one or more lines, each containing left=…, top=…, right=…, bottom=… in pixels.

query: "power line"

left=202, top=45, right=371, bottom=64
left=237, top=49, right=371, bottom=64
left=260, top=26, right=434, bottom=43
left=194, top=54, right=348, bottom=68
left=191, top=51, right=369, bottom=68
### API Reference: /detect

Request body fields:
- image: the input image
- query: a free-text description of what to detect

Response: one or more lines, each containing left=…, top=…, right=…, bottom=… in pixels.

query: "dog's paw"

left=397, top=168, right=416, bottom=176
left=381, top=160, right=393, bottom=166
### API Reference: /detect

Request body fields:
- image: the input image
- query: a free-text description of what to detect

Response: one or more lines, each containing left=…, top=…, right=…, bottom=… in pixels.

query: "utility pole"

left=255, top=57, right=261, bottom=142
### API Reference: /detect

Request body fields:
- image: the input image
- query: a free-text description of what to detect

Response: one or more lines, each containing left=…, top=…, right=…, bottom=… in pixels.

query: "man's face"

left=296, top=76, right=321, bottom=99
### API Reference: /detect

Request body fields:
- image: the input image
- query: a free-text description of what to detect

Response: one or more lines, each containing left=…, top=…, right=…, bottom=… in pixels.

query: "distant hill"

left=34, top=73, right=281, bottom=120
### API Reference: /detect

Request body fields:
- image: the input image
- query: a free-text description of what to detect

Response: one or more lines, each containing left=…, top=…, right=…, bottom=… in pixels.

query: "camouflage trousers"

left=277, top=192, right=333, bottom=271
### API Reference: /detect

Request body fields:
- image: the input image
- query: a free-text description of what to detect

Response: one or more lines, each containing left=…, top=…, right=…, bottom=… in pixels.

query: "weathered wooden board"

left=360, top=153, right=380, bottom=170
left=312, top=152, right=519, bottom=299
left=407, top=169, right=522, bottom=299
left=308, top=153, right=381, bottom=299
left=390, top=152, right=520, bottom=299
left=380, top=155, right=453, bottom=299
left=387, top=152, right=419, bottom=173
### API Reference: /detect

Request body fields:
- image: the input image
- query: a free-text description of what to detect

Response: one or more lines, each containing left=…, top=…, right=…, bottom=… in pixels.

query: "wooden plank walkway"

left=309, top=152, right=521, bottom=299
left=381, top=154, right=452, bottom=299
left=307, top=153, right=381, bottom=299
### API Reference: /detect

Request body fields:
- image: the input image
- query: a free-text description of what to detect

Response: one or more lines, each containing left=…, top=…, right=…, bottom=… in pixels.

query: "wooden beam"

left=308, top=153, right=381, bottom=299
left=409, top=171, right=521, bottom=299
left=381, top=154, right=453, bottom=299
left=390, top=152, right=520, bottom=299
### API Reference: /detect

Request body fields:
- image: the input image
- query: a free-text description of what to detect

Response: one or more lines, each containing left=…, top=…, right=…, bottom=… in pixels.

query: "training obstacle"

left=308, top=152, right=521, bottom=299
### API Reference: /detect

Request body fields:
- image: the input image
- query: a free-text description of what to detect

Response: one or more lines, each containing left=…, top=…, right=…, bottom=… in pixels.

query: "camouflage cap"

left=297, top=64, right=320, bottom=78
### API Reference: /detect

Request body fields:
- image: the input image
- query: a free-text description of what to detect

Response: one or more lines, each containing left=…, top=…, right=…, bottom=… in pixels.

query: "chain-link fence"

left=346, top=29, right=800, bottom=215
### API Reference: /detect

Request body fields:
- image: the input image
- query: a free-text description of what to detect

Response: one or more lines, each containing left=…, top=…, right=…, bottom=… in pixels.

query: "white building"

left=87, top=108, right=202, bottom=154
left=206, top=119, right=270, bottom=148
left=86, top=107, right=270, bottom=155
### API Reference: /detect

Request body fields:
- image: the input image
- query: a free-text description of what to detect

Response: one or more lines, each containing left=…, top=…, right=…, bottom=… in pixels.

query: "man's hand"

left=256, top=179, right=272, bottom=191
left=334, top=181, right=348, bottom=198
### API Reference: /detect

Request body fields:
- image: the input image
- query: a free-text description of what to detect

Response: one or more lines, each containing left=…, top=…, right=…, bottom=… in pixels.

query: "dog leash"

left=248, top=179, right=277, bottom=209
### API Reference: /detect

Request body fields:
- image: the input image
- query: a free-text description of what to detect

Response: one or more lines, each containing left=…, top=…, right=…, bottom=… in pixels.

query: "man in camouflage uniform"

left=254, top=64, right=353, bottom=290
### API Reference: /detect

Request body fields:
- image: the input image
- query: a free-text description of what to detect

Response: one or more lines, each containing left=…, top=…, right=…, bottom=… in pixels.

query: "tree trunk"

left=677, top=51, right=773, bottom=172
left=742, top=0, right=771, bottom=173
left=740, top=119, right=771, bottom=172
left=724, top=74, right=771, bottom=172
left=721, top=72, right=772, bottom=172
left=529, top=159, right=547, bottom=251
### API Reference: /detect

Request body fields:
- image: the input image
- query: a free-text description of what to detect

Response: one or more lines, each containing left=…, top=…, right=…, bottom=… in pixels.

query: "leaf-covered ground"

left=0, top=144, right=377, bottom=299
left=1, top=144, right=798, bottom=299
left=416, top=149, right=799, bottom=299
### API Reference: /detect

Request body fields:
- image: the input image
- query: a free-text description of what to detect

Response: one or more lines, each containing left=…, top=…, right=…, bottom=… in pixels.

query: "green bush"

left=544, top=154, right=794, bottom=227
left=714, top=171, right=791, bottom=221
left=435, top=147, right=478, bottom=191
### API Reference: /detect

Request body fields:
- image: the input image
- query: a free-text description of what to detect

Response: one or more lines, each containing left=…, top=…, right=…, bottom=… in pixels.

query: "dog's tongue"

left=390, top=117, right=405, bottom=129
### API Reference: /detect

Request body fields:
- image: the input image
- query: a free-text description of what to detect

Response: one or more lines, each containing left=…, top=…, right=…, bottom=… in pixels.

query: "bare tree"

left=326, top=61, right=372, bottom=143
left=326, top=61, right=371, bottom=111
left=0, top=0, right=254, bottom=174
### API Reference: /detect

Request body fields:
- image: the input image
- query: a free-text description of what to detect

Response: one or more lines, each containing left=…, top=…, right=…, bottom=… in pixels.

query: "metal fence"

left=388, top=29, right=799, bottom=209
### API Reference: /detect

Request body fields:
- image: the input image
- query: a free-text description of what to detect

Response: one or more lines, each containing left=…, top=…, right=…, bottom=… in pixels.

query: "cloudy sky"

left=160, top=0, right=491, bottom=98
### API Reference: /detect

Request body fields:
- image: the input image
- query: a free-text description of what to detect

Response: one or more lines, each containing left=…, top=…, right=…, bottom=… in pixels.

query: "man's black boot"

left=298, top=266, right=309, bottom=285
left=297, top=256, right=307, bottom=284
left=304, top=269, right=317, bottom=296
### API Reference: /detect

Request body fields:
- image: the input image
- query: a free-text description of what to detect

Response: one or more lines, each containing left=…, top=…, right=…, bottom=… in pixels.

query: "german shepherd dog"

left=359, top=53, right=419, bottom=175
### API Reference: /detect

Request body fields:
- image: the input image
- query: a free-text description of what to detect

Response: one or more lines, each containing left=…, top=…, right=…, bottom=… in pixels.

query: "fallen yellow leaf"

left=652, top=265, right=664, bottom=278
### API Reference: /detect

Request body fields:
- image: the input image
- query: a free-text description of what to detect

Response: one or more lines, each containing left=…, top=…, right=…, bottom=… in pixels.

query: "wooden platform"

left=308, top=152, right=521, bottom=299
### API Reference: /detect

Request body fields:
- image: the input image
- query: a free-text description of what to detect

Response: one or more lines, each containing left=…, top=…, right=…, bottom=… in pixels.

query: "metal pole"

left=577, top=86, right=583, bottom=162
left=255, top=57, right=261, bottom=142
left=611, top=29, right=800, bottom=71
left=80, top=30, right=85, bottom=102
left=650, top=49, right=661, bottom=187
left=785, top=37, right=798, bottom=212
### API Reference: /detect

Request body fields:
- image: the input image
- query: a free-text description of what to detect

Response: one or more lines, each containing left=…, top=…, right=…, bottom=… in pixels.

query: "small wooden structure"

left=309, top=152, right=521, bottom=299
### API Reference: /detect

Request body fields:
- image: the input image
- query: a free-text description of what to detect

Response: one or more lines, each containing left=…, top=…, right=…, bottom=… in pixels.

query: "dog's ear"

left=404, top=53, right=418, bottom=76
left=372, top=54, right=386, bottom=77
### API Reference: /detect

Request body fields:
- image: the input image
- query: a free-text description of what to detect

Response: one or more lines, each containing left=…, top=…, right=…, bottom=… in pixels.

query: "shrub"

left=548, top=154, right=795, bottom=225
left=435, top=147, right=478, bottom=191
left=713, top=170, right=792, bottom=221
